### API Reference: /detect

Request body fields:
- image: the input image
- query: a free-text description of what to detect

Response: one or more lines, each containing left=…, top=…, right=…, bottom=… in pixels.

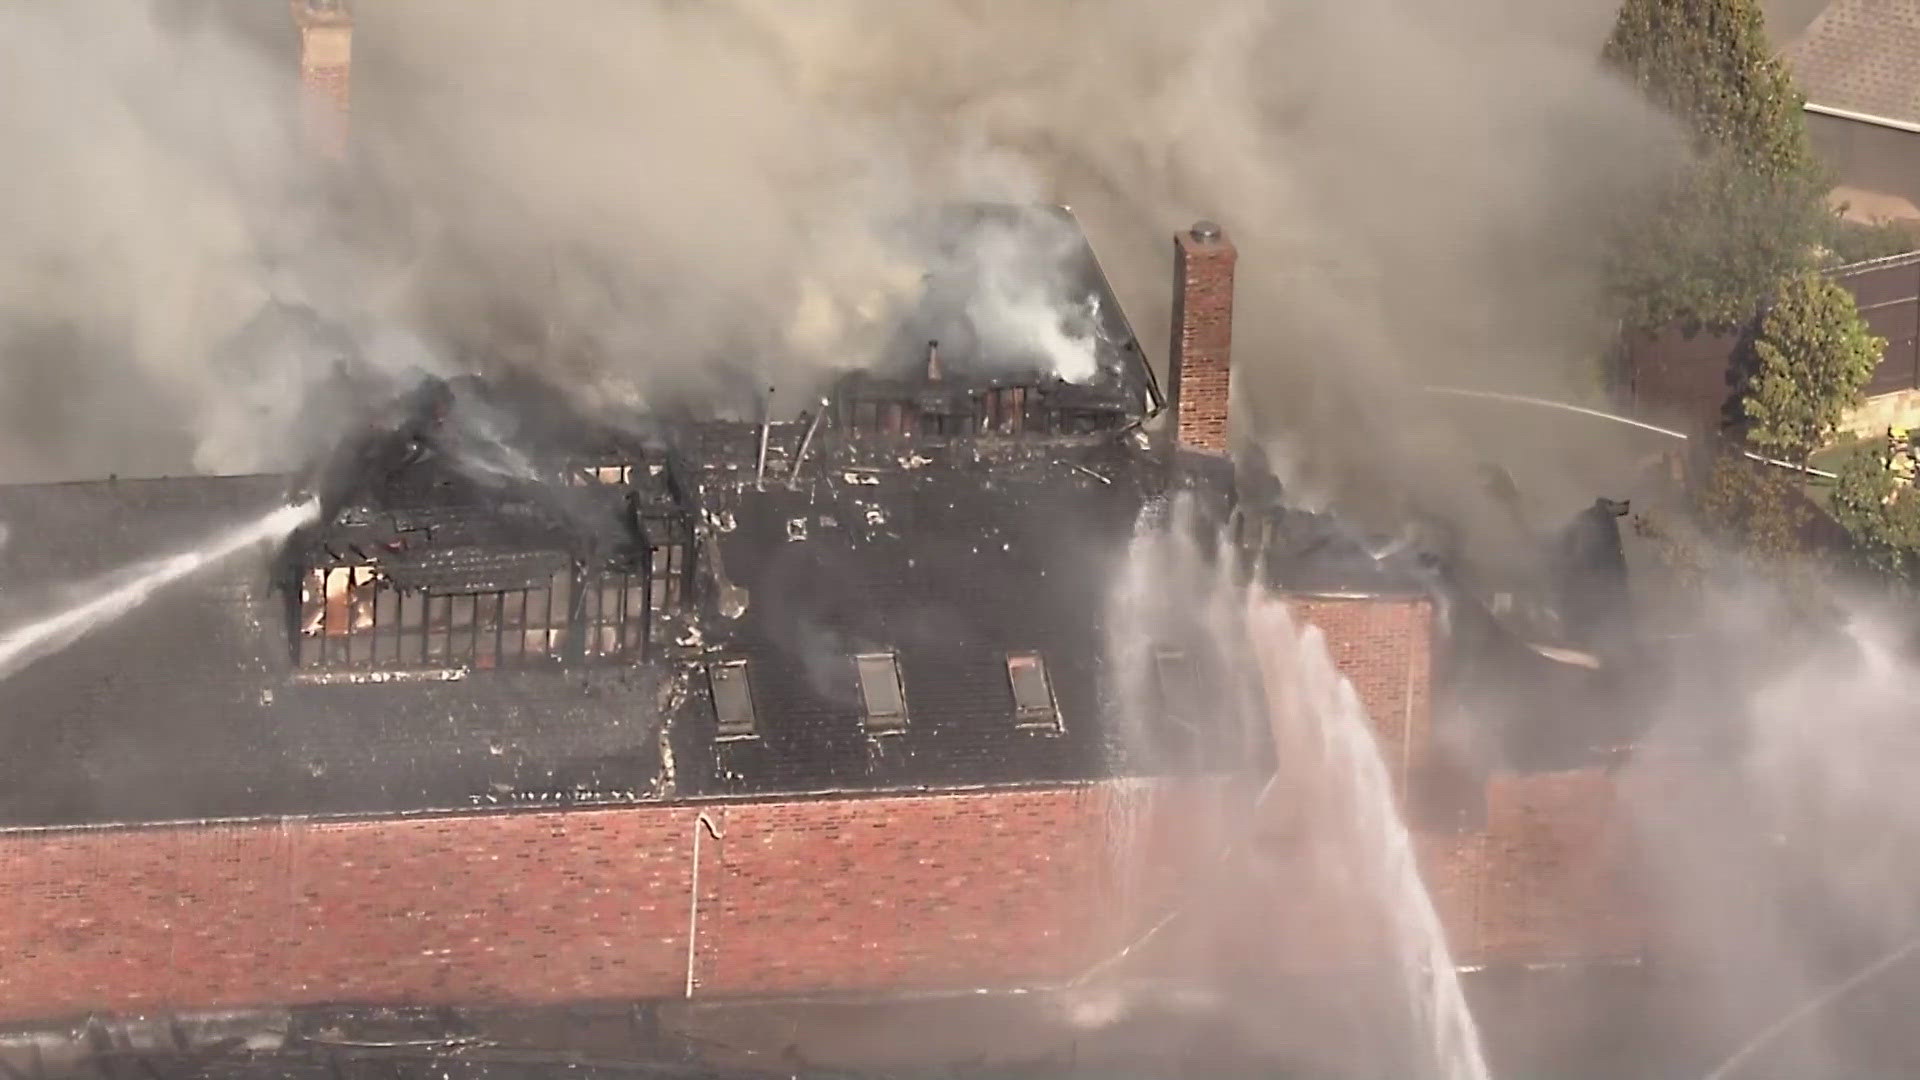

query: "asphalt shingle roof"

left=1787, top=0, right=1920, bottom=125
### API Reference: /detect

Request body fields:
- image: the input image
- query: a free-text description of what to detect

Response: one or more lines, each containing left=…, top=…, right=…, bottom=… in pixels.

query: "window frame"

left=853, top=651, right=909, bottom=734
left=1153, top=646, right=1201, bottom=731
left=709, top=659, right=759, bottom=740
left=295, top=562, right=648, bottom=673
left=1005, top=650, right=1062, bottom=733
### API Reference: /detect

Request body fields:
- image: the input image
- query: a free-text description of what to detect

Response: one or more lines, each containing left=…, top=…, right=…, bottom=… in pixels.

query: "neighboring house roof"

left=1787, top=0, right=1920, bottom=128
left=1829, top=184, right=1920, bottom=221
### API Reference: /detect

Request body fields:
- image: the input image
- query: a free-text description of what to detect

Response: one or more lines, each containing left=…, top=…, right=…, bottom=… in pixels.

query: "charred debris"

left=270, top=333, right=1637, bottom=770
left=0, top=208, right=1643, bottom=825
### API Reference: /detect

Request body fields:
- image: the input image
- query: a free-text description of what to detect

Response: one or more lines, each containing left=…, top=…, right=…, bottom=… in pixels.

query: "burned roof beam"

left=754, top=386, right=774, bottom=490
left=787, top=399, right=829, bottom=490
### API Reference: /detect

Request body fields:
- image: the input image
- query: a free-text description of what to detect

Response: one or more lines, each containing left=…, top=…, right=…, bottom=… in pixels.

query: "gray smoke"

left=1612, top=589, right=1920, bottom=1077
left=0, top=0, right=1680, bottom=520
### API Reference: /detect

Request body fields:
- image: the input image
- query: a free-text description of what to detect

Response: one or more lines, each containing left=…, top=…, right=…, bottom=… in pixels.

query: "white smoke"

left=961, top=217, right=1107, bottom=384
left=0, top=0, right=1678, bottom=492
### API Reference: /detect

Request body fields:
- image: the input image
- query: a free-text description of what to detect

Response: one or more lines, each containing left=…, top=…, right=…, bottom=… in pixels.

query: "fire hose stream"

left=1700, top=931, right=1920, bottom=1080
left=1420, top=387, right=1838, bottom=480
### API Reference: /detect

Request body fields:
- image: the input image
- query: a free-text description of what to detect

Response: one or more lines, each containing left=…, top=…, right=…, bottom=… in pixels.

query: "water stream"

left=1104, top=501, right=1490, bottom=1079
left=0, top=498, right=320, bottom=682
left=1248, top=598, right=1491, bottom=1080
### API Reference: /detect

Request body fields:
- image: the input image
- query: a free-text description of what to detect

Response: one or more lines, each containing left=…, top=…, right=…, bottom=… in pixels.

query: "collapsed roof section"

left=0, top=208, right=1637, bottom=830
left=0, top=358, right=1437, bottom=830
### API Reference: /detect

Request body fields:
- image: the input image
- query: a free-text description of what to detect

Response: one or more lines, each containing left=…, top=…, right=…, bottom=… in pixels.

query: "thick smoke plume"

left=1618, top=591, right=1920, bottom=1076
left=0, top=0, right=1678, bottom=507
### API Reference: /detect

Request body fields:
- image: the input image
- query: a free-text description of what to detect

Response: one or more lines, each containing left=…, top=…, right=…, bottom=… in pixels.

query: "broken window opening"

left=581, top=570, right=647, bottom=659
left=922, top=409, right=974, bottom=437
left=566, top=460, right=638, bottom=487
left=650, top=541, right=687, bottom=612
left=1006, top=651, right=1061, bottom=731
left=709, top=660, right=758, bottom=739
left=881, top=402, right=914, bottom=436
left=296, top=563, right=647, bottom=672
left=985, top=387, right=1028, bottom=435
left=843, top=397, right=934, bottom=437
left=1052, top=409, right=1114, bottom=435
left=855, top=652, right=908, bottom=732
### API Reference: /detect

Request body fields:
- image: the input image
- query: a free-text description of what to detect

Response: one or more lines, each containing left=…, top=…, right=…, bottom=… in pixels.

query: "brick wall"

left=1168, top=224, right=1237, bottom=454
left=1290, top=597, right=1431, bottom=795
left=0, top=597, right=1648, bottom=1024
left=0, top=776, right=1647, bottom=1025
left=0, top=789, right=1121, bottom=1023
left=1425, top=770, right=1648, bottom=966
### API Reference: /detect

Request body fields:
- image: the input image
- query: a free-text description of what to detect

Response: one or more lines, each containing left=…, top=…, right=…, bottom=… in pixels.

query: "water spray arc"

left=0, top=499, right=321, bottom=683
left=1249, top=600, right=1491, bottom=1080
left=1421, top=386, right=1838, bottom=480
left=1103, top=499, right=1490, bottom=1079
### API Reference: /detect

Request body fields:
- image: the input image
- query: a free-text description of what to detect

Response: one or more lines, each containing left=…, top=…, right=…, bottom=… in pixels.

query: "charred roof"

left=0, top=352, right=1451, bottom=829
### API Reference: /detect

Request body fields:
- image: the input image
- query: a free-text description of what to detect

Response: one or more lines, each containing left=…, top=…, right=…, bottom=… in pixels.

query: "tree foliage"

left=1605, top=0, right=1816, bottom=175
left=1603, top=0, right=1830, bottom=333
left=1606, top=164, right=1830, bottom=333
left=1731, top=272, right=1884, bottom=459
left=1830, top=435, right=1920, bottom=580
left=1824, top=216, right=1920, bottom=268
left=1634, top=447, right=1826, bottom=621
left=1695, top=447, right=1810, bottom=561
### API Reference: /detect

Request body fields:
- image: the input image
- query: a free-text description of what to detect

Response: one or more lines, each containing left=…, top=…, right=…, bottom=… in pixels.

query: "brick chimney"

left=1167, top=221, right=1238, bottom=455
left=291, top=0, right=353, bottom=161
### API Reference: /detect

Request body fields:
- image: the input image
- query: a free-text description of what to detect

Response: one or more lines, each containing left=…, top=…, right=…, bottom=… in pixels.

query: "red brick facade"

left=0, top=599, right=1646, bottom=1024
left=1290, top=597, right=1432, bottom=794
left=1169, top=224, right=1237, bottom=455
left=0, top=791, right=1117, bottom=1023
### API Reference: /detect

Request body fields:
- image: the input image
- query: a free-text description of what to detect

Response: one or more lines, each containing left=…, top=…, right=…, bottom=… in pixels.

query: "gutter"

left=1804, top=101, right=1920, bottom=135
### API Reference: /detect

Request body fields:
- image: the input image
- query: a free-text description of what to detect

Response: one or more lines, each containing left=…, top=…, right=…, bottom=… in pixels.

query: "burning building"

left=0, top=209, right=1647, bottom=1036
left=0, top=5, right=1657, bottom=1074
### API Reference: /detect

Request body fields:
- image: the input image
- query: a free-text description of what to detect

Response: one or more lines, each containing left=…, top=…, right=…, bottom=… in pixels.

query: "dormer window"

left=984, top=387, right=1028, bottom=434
left=295, top=562, right=648, bottom=672
left=855, top=652, right=909, bottom=733
left=1006, top=651, right=1061, bottom=732
left=581, top=572, right=648, bottom=657
left=650, top=539, right=687, bottom=612
left=845, top=400, right=920, bottom=437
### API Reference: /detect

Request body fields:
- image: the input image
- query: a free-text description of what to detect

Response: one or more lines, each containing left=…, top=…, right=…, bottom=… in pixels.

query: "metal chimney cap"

left=1189, top=220, right=1223, bottom=242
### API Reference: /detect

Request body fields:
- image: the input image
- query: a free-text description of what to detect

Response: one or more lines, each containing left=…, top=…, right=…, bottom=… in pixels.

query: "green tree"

left=1825, top=216, right=1920, bottom=268
left=1731, top=272, right=1884, bottom=461
left=1603, top=0, right=1830, bottom=332
left=1634, top=446, right=1826, bottom=620
left=1605, top=0, right=1817, bottom=175
left=1831, top=435, right=1920, bottom=580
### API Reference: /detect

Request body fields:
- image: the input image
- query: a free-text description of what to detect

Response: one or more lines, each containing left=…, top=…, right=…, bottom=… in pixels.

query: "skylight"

left=1155, top=647, right=1198, bottom=727
left=1006, top=651, right=1061, bottom=732
left=855, top=653, right=908, bottom=732
left=709, top=660, right=758, bottom=739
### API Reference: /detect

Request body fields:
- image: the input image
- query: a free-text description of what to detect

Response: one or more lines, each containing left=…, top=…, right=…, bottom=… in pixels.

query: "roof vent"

left=1189, top=221, right=1223, bottom=243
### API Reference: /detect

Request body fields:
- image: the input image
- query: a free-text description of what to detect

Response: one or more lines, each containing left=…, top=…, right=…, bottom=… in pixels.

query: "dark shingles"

left=0, top=415, right=1451, bottom=829
left=1786, top=0, right=1920, bottom=124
